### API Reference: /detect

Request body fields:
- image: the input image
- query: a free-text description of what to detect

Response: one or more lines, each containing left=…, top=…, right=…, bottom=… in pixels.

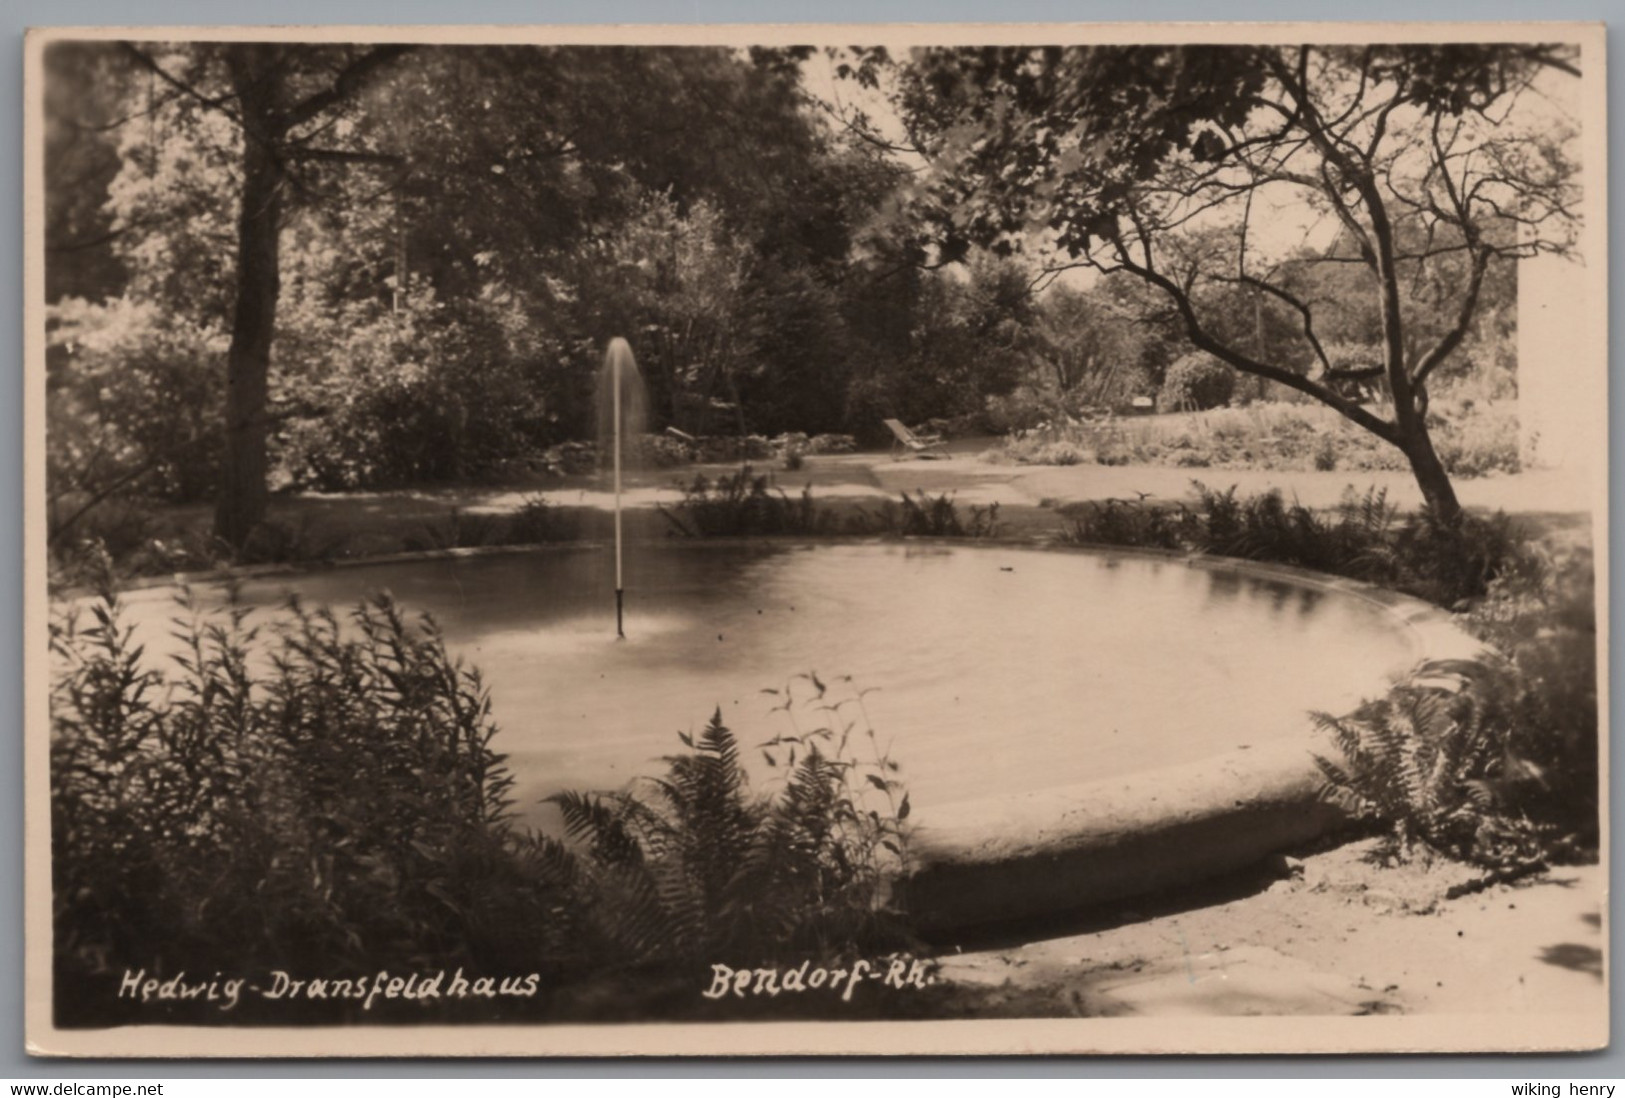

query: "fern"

left=547, top=683, right=913, bottom=970
left=1313, top=658, right=1549, bottom=868
left=659, top=467, right=835, bottom=537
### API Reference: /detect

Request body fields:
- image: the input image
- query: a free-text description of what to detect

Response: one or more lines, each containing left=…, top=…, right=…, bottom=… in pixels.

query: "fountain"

left=597, top=338, right=647, bottom=639
left=102, top=538, right=1477, bottom=927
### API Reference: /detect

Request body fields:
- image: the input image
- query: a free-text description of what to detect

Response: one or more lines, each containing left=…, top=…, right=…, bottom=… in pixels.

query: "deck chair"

left=883, top=418, right=947, bottom=460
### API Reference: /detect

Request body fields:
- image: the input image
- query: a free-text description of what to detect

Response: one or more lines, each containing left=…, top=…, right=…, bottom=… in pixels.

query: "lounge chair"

left=883, top=418, right=947, bottom=460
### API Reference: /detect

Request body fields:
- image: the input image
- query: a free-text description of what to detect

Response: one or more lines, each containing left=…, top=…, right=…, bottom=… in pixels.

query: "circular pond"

left=111, top=541, right=1422, bottom=829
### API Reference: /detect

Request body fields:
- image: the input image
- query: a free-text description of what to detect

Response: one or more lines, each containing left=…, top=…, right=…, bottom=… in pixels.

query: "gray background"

left=4, top=0, right=1620, bottom=1078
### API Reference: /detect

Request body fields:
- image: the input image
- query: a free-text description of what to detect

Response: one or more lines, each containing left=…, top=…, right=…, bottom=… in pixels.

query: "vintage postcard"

left=24, top=21, right=1609, bottom=1056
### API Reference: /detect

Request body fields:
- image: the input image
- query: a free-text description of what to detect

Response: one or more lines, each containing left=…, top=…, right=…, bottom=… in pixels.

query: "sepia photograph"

left=23, top=21, right=1608, bottom=1057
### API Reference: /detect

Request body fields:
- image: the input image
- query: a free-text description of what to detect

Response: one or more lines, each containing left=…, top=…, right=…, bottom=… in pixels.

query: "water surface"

left=113, top=542, right=1417, bottom=825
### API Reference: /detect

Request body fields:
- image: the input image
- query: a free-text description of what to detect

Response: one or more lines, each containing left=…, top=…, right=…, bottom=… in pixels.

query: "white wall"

left=1517, top=251, right=1599, bottom=476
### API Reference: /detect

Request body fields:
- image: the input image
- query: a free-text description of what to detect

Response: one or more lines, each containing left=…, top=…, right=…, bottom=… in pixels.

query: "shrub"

left=1063, top=495, right=1197, bottom=552
left=1157, top=353, right=1235, bottom=412
left=1313, top=659, right=1555, bottom=870
left=1465, top=546, right=1598, bottom=842
left=854, top=491, right=1001, bottom=539
left=1435, top=403, right=1522, bottom=477
left=1384, top=507, right=1541, bottom=609
left=237, top=515, right=346, bottom=566
left=805, top=433, right=858, bottom=455
left=1064, top=482, right=1536, bottom=607
left=404, top=508, right=509, bottom=552
left=51, top=578, right=921, bottom=1024
left=46, top=298, right=224, bottom=548
left=549, top=680, right=911, bottom=967
left=659, top=468, right=834, bottom=538
left=1032, top=441, right=1088, bottom=466
left=273, top=298, right=562, bottom=491
left=1312, top=434, right=1339, bottom=471
left=49, top=583, right=586, bottom=1024
left=638, top=434, right=696, bottom=468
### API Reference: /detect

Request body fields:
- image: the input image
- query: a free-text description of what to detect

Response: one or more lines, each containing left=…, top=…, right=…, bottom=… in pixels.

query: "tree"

left=121, top=42, right=414, bottom=547
left=888, top=44, right=1581, bottom=522
left=41, top=41, right=135, bottom=304
left=1028, top=282, right=1155, bottom=411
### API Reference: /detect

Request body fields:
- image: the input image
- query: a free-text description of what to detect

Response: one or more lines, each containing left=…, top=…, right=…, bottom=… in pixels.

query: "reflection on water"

left=1201, top=568, right=1329, bottom=619
left=112, top=544, right=1418, bottom=827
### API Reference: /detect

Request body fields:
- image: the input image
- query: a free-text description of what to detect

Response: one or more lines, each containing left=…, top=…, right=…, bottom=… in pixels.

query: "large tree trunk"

left=1400, top=426, right=1463, bottom=527
left=214, top=56, right=284, bottom=550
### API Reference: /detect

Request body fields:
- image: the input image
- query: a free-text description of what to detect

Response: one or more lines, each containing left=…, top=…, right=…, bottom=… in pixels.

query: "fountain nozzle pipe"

left=602, top=337, right=642, bottom=641
left=613, top=341, right=623, bottom=638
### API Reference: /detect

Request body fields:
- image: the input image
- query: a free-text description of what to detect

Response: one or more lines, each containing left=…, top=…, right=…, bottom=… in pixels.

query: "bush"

left=50, top=580, right=919, bottom=1024
left=1312, top=434, right=1339, bottom=471
left=1434, top=402, right=1522, bottom=477
left=506, top=494, right=577, bottom=544
left=659, top=468, right=834, bottom=537
left=549, top=681, right=912, bottom=967
left=47, top=298, right=224, bottom=525
left=1063, top=495, right=1198, bottom=552
left=402, top=497, right=580, bottom=552
left=1064, top=483, right=1539, bottom=607
left=1030, top=441, right=1089, bottom=466
left=49, top=583, right=585, bottom=1024
left=1157, top=353, right=1235, bottom=412
left=1313, top=659, right=1550, bottom=869
left=1314, top=539, right=1599, bottom=867
left=273, top=297, right=563, bottom=491
left=852, top=491, right=1002, bottom=539
left=1465, top=545, right=1598, bottom=841
left=403, top=508, right=509, bottom=552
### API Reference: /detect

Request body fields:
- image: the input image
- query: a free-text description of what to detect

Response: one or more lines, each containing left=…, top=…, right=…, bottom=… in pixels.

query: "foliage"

left=506, top=494, right=575, bottom=544
left=1312, top=659, right=1550, bottom=869
left=50, top=578, right=918, bottom=1021
left=659, top=468, right=835, bottom=538
left=1063, top=483, right=1539, bottom=607
left=1063, top=494, right=1198, bottom=552
left=549, top=679, right=912, bottom=966
left=273, top=293, right=560, bottom=491
left=1288, top=503, right=1595, bottom=869
left=841, top=490, right=1002, bottom=539
left=1464, top=541, right=1599, bottom=840
left=402, top=508, right=510, bottom=552
left=403, top=497, right=580, bottom=552
left=1157, top=353, right=1234, bottom=412
left=49, top=581, right=587, bottom=1023
left=1312, top=528, right=1597, bottom=867
left=46, top=298, right=225, bottom=521
left=995, top=400, right=1520, bottom=480
left=884, top=43, right=1580, bottom=521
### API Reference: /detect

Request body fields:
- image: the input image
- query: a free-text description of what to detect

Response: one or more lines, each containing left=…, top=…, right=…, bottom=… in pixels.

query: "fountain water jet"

left=597, top=338, right=647, bottom=639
